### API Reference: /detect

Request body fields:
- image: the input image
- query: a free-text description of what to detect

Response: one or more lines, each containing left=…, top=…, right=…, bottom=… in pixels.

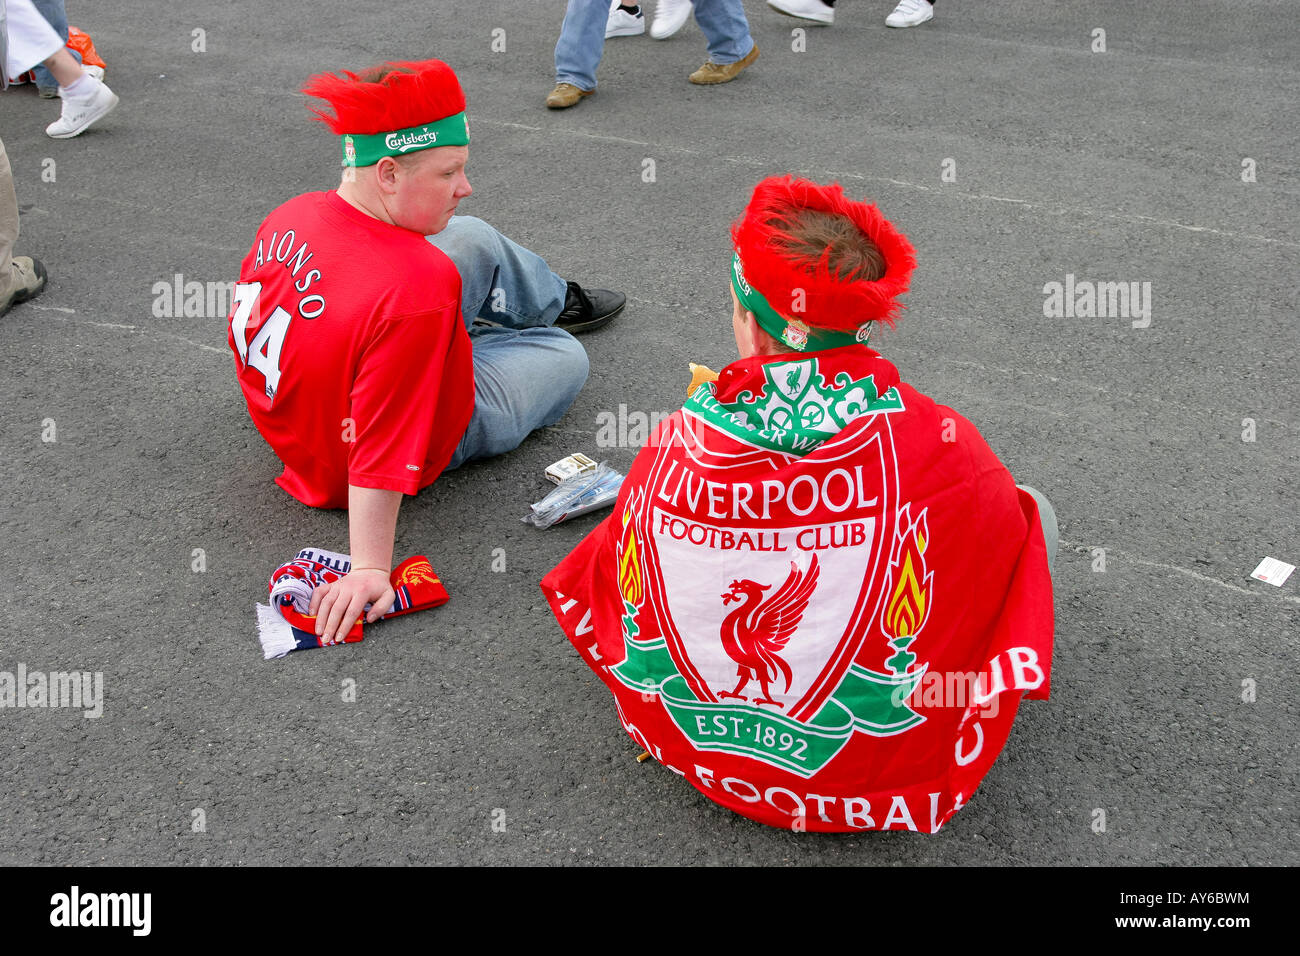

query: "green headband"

left=342, top=112, right=470, bottom=167
left=731, top=253, right=872, bottom=352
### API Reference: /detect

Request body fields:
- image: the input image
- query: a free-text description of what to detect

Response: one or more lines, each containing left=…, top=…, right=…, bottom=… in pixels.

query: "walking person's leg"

left=688, top=0, right=758, bottom=84
left=551, top=0, right=609, bottom=106
left=692, top=0, right=754, bottom=64
left=30, top=0, right=81, bottom=96
left=3, top=0, right=64, bottom=82
left=2, top=0, right=118, bottom=138
left=0, top=137, right=49, bottom=316
left=0, top=140, right=18, bottom=295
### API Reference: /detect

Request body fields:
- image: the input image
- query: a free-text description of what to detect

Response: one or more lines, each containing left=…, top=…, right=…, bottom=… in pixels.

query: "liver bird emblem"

left=717, top=555, right=820, bottom=708
left=395, top=558, right=439, bottom=588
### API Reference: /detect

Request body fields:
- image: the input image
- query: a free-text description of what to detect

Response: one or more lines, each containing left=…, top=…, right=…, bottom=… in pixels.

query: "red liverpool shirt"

left=229, top=190, right=474, bottom=509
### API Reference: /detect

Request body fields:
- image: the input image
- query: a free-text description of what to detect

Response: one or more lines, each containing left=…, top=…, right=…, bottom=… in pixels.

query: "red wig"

left=302, top=60, right=466, bottom=135
left=731, top=176, right=916, bottom=329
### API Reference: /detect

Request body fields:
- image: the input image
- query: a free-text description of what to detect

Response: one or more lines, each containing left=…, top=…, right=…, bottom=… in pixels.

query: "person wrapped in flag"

left=542, top=175, right=1057, bottom=832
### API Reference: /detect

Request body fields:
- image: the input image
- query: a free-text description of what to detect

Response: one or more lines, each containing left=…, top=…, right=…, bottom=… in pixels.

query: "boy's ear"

left=374, top=156, right=400, bottom=192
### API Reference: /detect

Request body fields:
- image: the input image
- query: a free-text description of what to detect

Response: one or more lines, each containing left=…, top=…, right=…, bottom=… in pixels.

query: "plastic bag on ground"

left=523, top=463, right=624, bottom=529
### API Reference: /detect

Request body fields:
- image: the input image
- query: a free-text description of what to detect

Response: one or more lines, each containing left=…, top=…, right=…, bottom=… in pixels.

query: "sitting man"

left=543, top=176, right=1056, bottom=833
left=229, top=60, right=623, bottom=644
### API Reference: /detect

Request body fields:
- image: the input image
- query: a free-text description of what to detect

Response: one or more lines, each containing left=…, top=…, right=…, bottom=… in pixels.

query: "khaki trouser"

left=0, top=137, right=20, bottom=300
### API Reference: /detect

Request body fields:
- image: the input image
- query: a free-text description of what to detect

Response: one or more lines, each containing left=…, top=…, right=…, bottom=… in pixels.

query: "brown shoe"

left=688, top=43, right=759, bottom=84
left=0, top=256, right=48, bottom=319
left=546, top=82, right=594, bottom=109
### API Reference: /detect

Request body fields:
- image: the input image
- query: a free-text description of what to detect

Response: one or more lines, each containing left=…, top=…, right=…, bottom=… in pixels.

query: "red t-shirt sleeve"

left=346, top=299, right=460, bottom=495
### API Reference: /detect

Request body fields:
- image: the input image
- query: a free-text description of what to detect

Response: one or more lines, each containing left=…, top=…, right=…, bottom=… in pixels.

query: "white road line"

left=478, top=120, right=1297, bottom=249
left=1060, top=539, right=1300, bottom=605
left=27, top=126, right=1296, bottom=252
left=885, top=343, right=1298, bottom=434
left=32, top=310, right=228, bottom=354
left=625, top=295, right=1297, bottom=434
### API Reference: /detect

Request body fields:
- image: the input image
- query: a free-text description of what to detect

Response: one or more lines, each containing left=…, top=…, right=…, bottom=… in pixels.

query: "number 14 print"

left=230, top=282, right=291, bottom=401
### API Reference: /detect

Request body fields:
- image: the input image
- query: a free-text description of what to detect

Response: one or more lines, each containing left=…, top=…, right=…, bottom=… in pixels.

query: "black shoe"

left=554, top=281, right=625, bottom=334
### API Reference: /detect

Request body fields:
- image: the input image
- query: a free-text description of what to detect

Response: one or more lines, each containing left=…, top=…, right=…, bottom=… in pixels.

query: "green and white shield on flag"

left=613, top=390, right=926, bottom=779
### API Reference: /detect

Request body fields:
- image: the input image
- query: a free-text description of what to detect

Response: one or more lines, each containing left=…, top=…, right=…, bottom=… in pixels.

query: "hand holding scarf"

left=256, top=548, right=450, bottom=659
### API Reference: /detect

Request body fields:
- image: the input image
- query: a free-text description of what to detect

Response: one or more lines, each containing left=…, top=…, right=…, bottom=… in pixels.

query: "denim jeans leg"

left=692, top=0, right=754, bottom=64
left=425, top=216, right=567, bottom=330
left=554, top=0, right=608, bottom=90
left=445, top=326, right=590, bottom=469
left=30, top=0, right=80, bottom=93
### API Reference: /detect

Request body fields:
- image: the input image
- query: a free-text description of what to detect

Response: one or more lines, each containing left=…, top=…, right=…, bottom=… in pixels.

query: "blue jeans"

left=30, top=0, right=81, bottom=94
left=425, top=216, right=590, bottom=469
left=555, top=0, right=754, bottom=90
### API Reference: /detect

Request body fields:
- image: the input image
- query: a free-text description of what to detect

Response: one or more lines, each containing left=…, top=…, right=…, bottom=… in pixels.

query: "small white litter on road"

left=1250, top=557, right=1295, bottom=587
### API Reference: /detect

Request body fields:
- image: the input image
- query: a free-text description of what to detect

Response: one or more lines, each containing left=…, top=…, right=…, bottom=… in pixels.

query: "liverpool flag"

left=543, top=346, right=1054, bottom=832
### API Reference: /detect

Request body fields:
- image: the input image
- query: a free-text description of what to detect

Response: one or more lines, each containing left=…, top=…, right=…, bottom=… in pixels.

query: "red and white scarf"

left=256, top=548, right=449, bottom=659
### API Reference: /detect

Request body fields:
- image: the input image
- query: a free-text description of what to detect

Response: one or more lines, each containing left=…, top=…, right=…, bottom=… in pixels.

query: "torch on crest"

left=618, top=495, right=645, bottom=637
left=881, top=503, right=934, bottom=675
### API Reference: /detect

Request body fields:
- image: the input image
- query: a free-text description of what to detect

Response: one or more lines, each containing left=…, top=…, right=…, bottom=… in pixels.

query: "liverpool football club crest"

left=609, top=358, right=936, bottom=778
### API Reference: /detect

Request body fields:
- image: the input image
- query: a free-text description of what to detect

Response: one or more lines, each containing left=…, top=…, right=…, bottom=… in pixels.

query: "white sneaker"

left=886, top=0, right=934, bottom=28
left=766, top=0, right=834, bottom=25
left=606, top=2, right=646, bottom=38
left=651, top=0, right=692, bottom=39
left=45, top=80, right=119, bottom=139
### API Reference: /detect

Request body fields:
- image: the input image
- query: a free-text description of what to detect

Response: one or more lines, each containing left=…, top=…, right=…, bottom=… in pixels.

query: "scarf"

left=256, top=548, right=449, bottom=659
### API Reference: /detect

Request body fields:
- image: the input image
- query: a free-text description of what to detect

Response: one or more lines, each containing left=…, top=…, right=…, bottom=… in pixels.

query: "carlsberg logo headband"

left=342, top=112, right=470, bottom=167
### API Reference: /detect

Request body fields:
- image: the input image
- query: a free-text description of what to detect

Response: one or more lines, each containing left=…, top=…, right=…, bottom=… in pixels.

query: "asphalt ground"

left=0, top=0, right=1295, bottom=866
